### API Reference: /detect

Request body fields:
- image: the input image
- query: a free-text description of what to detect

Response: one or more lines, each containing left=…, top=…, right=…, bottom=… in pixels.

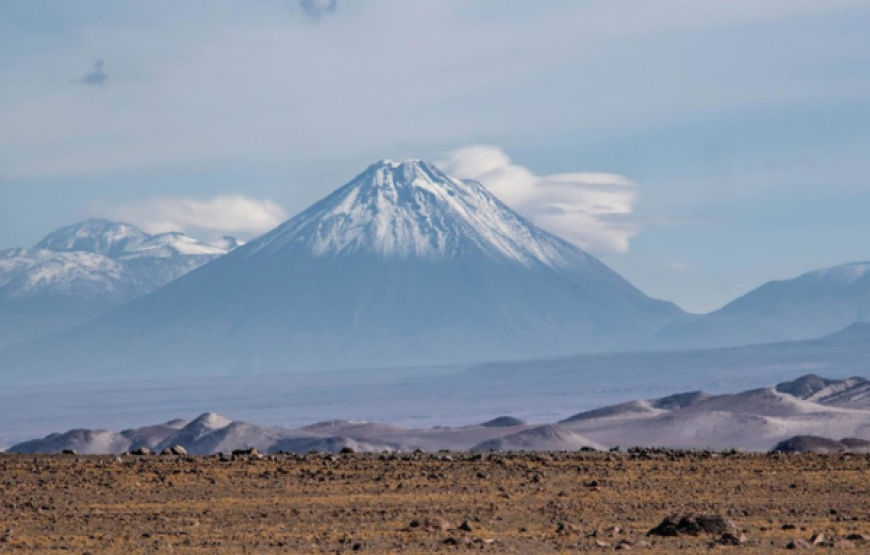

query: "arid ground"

left=2, top=450, right=869, bottom=553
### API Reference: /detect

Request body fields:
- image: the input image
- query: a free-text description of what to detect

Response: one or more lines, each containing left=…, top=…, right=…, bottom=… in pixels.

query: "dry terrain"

left=2, top=450, right=870, bottom=553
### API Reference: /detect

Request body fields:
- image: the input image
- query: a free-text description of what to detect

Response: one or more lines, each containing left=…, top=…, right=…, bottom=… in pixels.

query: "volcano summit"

left=0, top=160, right=684, bottom=382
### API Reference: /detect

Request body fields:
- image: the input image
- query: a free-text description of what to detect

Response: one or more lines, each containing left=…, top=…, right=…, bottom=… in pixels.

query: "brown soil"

left=1, top=450, right=870, bottom=553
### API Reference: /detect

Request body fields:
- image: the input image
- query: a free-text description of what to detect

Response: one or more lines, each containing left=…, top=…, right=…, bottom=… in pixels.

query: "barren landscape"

left=3, top=4, right=870, bottom=554
left=2, top=450, right=870, bottom=553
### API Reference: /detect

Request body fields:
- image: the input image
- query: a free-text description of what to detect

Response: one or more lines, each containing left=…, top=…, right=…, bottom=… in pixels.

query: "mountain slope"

left=656, top=261, right=870, bottom=349
left=0, top=220, right=235, bottom=348
left=0, top=160, right=685, bottom=382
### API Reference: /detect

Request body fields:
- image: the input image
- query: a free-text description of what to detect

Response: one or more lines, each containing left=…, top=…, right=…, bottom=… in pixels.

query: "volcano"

left=0, top=160, right=684, bottom=382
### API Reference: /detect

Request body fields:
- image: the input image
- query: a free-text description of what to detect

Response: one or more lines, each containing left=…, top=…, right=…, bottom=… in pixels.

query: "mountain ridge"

left=0, top=220, right=238, bottom=348
left=0, top=160, right=686, bottom=381
left=655, top=260, right=870, bottom=349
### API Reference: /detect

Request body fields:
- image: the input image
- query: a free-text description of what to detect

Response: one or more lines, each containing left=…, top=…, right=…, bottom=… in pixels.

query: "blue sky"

left=1, top=0, right=869, bottom=312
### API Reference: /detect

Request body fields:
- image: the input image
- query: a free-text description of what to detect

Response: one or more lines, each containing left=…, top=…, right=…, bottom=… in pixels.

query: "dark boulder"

left=648, top=514, right=736, bottom=537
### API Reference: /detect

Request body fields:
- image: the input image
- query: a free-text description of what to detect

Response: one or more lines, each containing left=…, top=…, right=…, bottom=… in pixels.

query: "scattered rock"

left=648, top=514, right=736, bottom=537
left=786, top=538, right=811, bottom=550
left=130, top=447, right=152, bottom=456
left=604, top=525, right=621, bottom=537
left=408, top=518, right=451, bottom=533
left=457, top=519, right=473, bottom=532
left=161, top=445, right=187, bottom=456
left=719, top=532, right=747, bottom=545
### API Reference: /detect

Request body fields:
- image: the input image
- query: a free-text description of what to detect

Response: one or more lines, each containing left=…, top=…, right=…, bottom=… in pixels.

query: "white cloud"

left=440, top=146, right=638, bottom=254
left=104, top=195, right=288, bottom=236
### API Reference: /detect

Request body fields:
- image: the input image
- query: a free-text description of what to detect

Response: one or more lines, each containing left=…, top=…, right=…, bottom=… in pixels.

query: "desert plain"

left=1, top=449, right=869, bottom=553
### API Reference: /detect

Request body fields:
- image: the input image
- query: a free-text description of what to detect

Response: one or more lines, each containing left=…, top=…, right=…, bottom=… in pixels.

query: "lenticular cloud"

left=440, top=146, right=638, bottom=254
left=106, top=195, right=288, bottom=236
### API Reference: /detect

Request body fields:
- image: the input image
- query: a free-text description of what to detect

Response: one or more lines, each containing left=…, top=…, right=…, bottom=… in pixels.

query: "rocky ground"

left=1, top=449, right=870, bottom=553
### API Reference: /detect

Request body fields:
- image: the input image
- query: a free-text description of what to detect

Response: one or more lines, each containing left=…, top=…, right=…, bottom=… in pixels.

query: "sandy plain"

left=1, top=450, right=869, bottom=553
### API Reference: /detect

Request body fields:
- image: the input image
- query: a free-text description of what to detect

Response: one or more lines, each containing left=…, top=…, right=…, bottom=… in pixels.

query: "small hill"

left=472, top=425, right=604, bottom=452
left=479, top=416, right=526, bottom=428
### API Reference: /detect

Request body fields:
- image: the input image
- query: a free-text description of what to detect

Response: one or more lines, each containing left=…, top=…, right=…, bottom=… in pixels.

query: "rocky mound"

left=771, top=435, right=853, bottom=453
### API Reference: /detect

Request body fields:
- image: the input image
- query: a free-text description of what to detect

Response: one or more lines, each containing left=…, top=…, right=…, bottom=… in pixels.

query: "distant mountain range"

left=0, top=220, right=240, bottom=348
left=0, top=160, right=686, bottom=380
left=656, top=261, right=870, bottom=349
left=9, top=372, right=870, bottom=454
left=0, top=160, right=867, bottom=382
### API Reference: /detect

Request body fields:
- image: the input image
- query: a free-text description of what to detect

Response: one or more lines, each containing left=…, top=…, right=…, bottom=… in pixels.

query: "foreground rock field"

left=2, top=450, right=870, bottom=553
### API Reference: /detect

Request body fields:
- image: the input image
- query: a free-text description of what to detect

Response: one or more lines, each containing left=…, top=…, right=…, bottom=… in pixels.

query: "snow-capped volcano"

left=0, top=160, right=686, bottom=382
left=0, top=220, right=237, bottom=348
left=252, top=160, right=583, bottom=267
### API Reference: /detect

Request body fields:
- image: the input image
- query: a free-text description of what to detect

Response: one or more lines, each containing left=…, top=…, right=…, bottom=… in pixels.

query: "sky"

left=1, top=0, right=869, bottom=313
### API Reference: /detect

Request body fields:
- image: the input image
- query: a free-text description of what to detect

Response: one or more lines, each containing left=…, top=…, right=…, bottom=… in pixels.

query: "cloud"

left=3, top=1, right=868, bottom=181
left=299, top=0, right=337, bottom=21
left=79, top=60, right=107, bottom=86
left=440, top=146, right=638, bottom=254
left=104, top=195, right=288, bottom=237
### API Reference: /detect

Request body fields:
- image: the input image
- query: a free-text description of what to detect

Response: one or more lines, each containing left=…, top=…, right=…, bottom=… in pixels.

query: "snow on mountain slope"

left=0, top=249, right=134, bottom=301
left=655, top=261, right=870, bottom=350
left=119, top=232, right=228, bottom=259
left=210, top=236, right=245, bottom=251
left=0, top=248, right=140, bottom=348
left=251, top=160, right=588, bottom=267
left=35, top=220, right=150, bottom=257
left=0, top=220, right=236, bottom=348
left=0, top=160, right=686, bottom=382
